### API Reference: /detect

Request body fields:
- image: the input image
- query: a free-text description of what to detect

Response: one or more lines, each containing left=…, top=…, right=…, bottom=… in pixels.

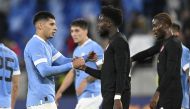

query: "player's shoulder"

left=169, top=36, right=180, bottom=44
left=166, top=36, right=182, bottom=50
left=25, top=36, right=44, bottom=49
left=88, top=39, right=101, bottom=48
left=3, top=45, right=17, bottom=58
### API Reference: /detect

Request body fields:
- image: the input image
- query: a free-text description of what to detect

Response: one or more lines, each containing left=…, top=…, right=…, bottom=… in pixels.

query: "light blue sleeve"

left=36, top=62, right=72, bottom=77
left=13, top=53, right=20, bottom=75
left=49, top=42, right=72, bottom=65
left=30, top=43, right=72, bottom=77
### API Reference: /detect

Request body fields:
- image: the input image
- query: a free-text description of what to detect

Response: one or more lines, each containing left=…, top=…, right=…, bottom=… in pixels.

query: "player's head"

left=33, top=11, right=57, bottom=39
left=171, top=23, right=180, bottom=37
left=97, top=6, right=123, bottom=38
left=152, top=13, right=172, bottom=37
left=70, top=18, right=89, bottom=45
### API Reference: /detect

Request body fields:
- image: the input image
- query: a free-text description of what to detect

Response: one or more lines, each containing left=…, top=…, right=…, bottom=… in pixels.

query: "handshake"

left=72, top=51, right=98, bottom=70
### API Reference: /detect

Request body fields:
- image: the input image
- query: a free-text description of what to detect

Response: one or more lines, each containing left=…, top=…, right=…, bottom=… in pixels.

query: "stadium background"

left=0, top=0, right=189, bottom=109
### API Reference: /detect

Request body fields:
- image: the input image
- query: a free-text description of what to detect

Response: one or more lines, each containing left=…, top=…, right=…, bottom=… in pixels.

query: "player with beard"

left=149, top=13, right=182, bottom=109
left=79, top=6, right=131, bottom=109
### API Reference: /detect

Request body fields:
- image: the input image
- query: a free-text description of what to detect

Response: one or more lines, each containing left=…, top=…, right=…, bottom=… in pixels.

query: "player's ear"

left=39, top=22, right=43, bottom=30
left=36, top=21, right=43, bottom=30
left=84, top=29, right=88, bottom=35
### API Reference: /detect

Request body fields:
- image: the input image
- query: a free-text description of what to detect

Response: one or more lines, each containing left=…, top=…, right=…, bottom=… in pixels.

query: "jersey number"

left=0, top=56, right=14, bottom=82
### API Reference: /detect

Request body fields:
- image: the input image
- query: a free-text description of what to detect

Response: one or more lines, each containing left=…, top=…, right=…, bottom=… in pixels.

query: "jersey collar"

left=79, top=39, right=92, bottom=48
left=33, top=35, right=46, bottom=43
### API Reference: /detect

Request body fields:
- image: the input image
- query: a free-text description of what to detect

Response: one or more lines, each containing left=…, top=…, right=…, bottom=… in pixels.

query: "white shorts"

left=75, top=95, right=102, bottom=109
left=27, top=102, right=57, bottom=109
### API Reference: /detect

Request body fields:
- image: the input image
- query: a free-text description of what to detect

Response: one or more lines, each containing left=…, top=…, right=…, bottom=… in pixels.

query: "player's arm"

left=11, top=75, right=19, bottom=109
left=156, top=40, right=181, bottom=94
left=11, top=54, right=20, bottom=109
left=35, top=58, right=83, bottom=77
left=49, top=42, right=73, bottom=66
left=80, top=66, right=101, bottom=79
left=76, top=76, right=96, bottom=96
left=30, top=45, right=84, bottom=77
left=52, top=52, right=73, bottom=66
left=55, top=69, right=75, bottom=104
left=131, top=40, right=162, bottom=62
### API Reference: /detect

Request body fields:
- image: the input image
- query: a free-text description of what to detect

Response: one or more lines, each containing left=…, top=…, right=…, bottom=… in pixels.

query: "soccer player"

left=149, top=13, right=182, bottom=109
left=55, top=19, right=104, bottom=109
left=24, top=11, right=84, bottom=109
left=173, top=23, right=190, bottom=109
left=0, top=38, right=20, bottom=109
left=79, top=6, right=131, bottom=109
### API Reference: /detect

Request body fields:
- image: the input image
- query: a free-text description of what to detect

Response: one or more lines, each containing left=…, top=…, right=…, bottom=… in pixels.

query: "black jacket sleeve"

left=113, top=37, right=130, bottom=94
left=156, top=40, right=181, bottom=93
left=131, top=40, right=162, bottom=62
left=85, top=67, right=101, bottom=79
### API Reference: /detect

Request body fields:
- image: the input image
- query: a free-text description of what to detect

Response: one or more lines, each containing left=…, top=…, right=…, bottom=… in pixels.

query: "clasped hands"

left=72, top=51, right=98, bottom=70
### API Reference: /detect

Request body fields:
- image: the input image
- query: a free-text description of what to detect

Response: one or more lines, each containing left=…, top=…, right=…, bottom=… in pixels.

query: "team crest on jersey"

left=160, top=45, right=164, bottom=52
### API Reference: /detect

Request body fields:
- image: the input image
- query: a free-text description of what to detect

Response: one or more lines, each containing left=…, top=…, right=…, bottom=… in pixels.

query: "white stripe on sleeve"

left=52, top=52, right=62, bottom=62
left=34, top=58, right=48, bottom=66
left=13, top=70, right=21, bottom=75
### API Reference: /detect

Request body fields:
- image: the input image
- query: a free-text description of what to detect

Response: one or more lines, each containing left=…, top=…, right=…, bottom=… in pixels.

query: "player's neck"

left=36, top=31, right=47, bottom=41
left=109, top=27, right=118, bottom=38
left=78, top=37, right=89, bottom=46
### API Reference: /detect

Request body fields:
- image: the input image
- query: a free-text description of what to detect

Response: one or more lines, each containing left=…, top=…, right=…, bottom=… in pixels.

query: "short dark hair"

left=71, top=18, right=89, bottom=29
left=171, top=23, right=180, bottom=32
left=33, top=11, right=55, bottom=25
left=154, top=13, right=172, bottom=27
left=101, top=6, right=123, bottom=27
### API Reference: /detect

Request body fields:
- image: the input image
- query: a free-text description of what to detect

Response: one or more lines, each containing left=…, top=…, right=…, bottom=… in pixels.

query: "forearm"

left=53, top=56, right=72, bottom=66
left=132, top=45, right=160, bottom=62
left=11, top=75, right=19, bottom=109
left=36, top=62, right=73, bottom=77
left=85, top=66, right=101, bottom=79
left=57, top=70, right=74, bottom=93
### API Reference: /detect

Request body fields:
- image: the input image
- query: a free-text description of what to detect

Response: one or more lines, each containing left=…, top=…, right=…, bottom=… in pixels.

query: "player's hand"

left=55, top=92, right=62, bottom=106
left=113, top=99, right=123, bottom=109
left=87, top=51, right=97, bottom=62
left=149, top=91, right=159, bottom=109
left=72, top=57, right=85, bottom=69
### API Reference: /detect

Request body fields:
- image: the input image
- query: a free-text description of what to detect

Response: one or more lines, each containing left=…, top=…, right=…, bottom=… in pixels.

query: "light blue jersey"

left=73, top=39, right=103, bottom=100
left=181, top=44, right=190, bottom=109
left=24, top=35, right=73, bottom=106
left=0, top=44, right=20, bottom=108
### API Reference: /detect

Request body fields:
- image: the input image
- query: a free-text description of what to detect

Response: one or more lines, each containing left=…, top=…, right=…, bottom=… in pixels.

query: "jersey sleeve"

left=50, top=42, right=73, bottom=65
left=13, top=53, right=21, bottom=75
left=30, top=44, right=48, bottom=66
